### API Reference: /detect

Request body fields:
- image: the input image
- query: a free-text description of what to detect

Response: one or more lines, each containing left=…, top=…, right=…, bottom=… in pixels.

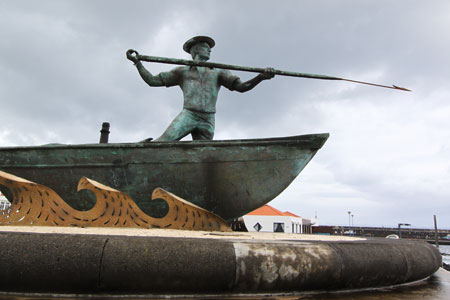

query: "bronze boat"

left=0, top=133, right=328, bottom=220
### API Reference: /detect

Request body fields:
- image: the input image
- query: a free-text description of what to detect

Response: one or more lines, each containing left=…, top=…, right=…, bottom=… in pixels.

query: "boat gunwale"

left=0, top=133, right=329, bottom=151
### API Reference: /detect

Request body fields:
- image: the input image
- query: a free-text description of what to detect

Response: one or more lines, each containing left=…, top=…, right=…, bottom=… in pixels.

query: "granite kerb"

left=0, top=230, right=441, bottom=295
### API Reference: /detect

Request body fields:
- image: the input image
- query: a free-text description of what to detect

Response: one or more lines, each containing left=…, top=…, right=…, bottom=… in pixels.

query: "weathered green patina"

left=0, top=37, right=336, bottom=221
left=0, top=134, right=328, bottom=220
left=135, top=54, right=412, bottom=91
left=128, top=35, right=410, bottom=107
left=127, top=36, right=275, bottom=141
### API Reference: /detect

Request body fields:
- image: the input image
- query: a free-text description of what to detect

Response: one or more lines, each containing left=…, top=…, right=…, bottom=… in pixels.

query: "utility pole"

left=351, top=214, right=354, bottom=236
left=348, top=211, right=351, bottom=235
left=434, top=215, right=439, bottom=249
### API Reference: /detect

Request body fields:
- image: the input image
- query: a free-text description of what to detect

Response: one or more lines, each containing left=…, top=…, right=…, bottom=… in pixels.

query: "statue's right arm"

left=126, top=49, right=164, bottom=87
left=135, top=61, right=164, bottom=87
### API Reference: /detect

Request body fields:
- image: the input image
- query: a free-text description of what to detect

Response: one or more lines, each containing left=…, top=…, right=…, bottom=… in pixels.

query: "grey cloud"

left=1, top=0, right=449, bottom=227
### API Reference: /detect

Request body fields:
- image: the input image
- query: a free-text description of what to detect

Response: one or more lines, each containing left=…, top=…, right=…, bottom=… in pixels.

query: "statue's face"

left=193, top=42, right=211, bottom=60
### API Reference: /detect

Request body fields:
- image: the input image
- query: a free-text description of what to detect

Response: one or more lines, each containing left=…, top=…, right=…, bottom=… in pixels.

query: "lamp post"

left=398, top=223, right=411, bottom=239
left=347, top=211, right=351, bottom=235
left=351, top=214, right=354, bottom=236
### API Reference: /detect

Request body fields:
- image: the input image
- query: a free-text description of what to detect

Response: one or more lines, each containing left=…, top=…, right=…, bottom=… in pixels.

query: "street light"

left=351, top=214, right=354, bottom=236
left=348, top=211, right=351, bottom=235
left=398, top=223, right=411, bottom=239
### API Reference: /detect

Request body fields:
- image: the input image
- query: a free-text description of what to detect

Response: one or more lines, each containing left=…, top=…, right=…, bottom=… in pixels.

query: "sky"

left=0, top=0, right=449, bottom=228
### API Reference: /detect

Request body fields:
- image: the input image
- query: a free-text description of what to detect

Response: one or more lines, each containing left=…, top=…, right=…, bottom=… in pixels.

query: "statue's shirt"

left=159, top=66, right=239, bottom=113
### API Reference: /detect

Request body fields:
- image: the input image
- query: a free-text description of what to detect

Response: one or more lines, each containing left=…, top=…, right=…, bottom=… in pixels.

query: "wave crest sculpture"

left=0, top=170, right=230, bottom=232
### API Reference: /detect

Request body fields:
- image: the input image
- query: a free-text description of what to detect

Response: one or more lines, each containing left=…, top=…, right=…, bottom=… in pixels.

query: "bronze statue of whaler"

left=127, top=36, right=275, bottom=142
left=127, top=36, right=410, bottom=142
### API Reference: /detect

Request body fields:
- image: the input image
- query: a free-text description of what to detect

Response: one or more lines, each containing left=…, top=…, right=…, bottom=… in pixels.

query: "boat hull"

left=0, top=134, right=328, bottom=220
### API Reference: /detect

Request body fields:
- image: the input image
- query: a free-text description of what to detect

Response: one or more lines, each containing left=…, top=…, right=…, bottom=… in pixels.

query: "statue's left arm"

left=231, top=68, right=275, bottom=93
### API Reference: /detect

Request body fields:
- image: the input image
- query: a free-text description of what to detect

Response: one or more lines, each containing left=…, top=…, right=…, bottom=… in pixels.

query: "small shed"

left=243, top=204, right=312, bottom=234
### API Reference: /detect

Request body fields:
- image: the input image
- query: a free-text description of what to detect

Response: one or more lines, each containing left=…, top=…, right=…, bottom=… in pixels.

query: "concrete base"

left=0, top=227, right=442, bottom=296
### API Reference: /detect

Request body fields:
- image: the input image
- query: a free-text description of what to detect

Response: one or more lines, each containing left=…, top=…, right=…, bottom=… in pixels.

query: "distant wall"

left=313, top=225, right=450, bottom=239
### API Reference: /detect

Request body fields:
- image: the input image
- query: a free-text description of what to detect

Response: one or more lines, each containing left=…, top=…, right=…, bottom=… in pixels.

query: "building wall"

left=243, top=215, right=310, bottom=233
left=302, top=218, right=313, bottom=234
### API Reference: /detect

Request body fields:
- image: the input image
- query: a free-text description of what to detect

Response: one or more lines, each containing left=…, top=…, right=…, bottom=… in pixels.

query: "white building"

left=243, top=204, right=312, bottom=234
left=0, top=192, right=10, bottom=211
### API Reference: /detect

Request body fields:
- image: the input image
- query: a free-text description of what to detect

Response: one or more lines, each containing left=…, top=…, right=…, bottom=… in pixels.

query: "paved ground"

left=0, top=269, right=448, bottom=299
left=0, top=226, right=365, bottom=241
left=274, top=268, right=450, bottom=300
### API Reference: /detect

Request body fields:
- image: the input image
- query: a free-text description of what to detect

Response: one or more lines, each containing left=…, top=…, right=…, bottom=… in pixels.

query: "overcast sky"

left=1, top=0, right=449, bottom=228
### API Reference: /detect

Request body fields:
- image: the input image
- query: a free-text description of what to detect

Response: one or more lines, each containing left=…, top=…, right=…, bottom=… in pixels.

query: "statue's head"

left=190, top=42, right=211, bottom=61
left=183, top=36, right=215, bottom=61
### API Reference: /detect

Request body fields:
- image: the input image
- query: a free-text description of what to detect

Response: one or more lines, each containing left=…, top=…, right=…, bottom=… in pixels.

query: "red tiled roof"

left=247, top=205, right=284, bottom=216
left=283, top=211, right=301, bottom=218
left=247, top=204, right=301, bottom=217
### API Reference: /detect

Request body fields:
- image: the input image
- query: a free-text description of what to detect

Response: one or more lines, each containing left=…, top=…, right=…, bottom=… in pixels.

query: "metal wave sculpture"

left=0, top=170, right=230, bottom=232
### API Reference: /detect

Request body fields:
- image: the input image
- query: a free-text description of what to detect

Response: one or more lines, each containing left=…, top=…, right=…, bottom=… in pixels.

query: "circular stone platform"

left=0, top=227, right=442, bottom=297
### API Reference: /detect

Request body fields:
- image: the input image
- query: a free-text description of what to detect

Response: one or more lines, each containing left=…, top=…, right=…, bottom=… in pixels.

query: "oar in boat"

left=128, top=51, right=411, bottom=92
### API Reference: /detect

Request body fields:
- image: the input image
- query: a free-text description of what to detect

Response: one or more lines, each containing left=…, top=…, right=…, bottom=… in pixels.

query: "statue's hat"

left=183, top=36, right=215, bottom=53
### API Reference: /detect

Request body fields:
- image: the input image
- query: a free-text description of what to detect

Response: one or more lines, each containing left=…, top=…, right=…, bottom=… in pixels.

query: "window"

left=274, top=222, right=284, bottom=233
left=253, top=223, right=262, bottom=232
left=0, top=202, right=10, bottom=211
